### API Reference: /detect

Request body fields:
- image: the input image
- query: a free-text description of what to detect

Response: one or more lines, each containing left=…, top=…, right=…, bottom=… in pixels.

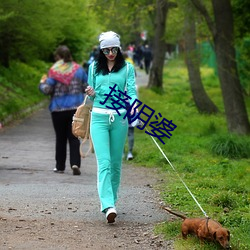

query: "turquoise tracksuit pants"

left=90, top=110, right=128, bottom=212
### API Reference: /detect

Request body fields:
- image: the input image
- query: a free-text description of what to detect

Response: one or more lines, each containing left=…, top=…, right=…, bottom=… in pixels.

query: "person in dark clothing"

left=143, top=44, right=152, bottom=74
left=134, top=45, right=144, bottom=69
left=87, top=46, right=99, bottom=67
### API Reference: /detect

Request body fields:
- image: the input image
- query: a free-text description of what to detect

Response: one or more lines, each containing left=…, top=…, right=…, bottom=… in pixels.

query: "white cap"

left=99, top=31, right=121, bottom=49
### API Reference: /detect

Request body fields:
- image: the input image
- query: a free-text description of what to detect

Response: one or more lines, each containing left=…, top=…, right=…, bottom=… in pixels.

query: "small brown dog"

left=163, top=207, right=231, bottom=249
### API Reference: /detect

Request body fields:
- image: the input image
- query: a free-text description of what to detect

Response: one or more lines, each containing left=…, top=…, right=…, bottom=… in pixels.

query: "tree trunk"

left=147, top=0, right=168, bottom=89
left=212, top=0, right=250, bottom=134
left=184, top=4, right=218, bottom=114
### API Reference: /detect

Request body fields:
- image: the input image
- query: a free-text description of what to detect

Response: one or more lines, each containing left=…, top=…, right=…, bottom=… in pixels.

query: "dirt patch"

left=0, top=216, right=174, bottom=250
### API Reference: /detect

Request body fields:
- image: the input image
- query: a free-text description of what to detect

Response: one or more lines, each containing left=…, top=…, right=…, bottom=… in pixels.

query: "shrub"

left=210, top=191, right=237, bottom=209
left=210, top=135, right=250, bottom=159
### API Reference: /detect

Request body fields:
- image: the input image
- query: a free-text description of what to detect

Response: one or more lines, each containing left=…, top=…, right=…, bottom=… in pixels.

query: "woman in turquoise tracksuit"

left=86, top=31, right=137, bottom=223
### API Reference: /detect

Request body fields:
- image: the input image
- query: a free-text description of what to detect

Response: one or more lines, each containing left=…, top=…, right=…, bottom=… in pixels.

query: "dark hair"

left=95, top=48, right=126, bottom=75
left=54, top=45, right=73, bottom=63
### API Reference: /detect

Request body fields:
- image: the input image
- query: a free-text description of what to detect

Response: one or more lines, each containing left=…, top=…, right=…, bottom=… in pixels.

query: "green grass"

left=0, top=60, right=50, bottom=123
left=127, top=58, right=250, bottom=250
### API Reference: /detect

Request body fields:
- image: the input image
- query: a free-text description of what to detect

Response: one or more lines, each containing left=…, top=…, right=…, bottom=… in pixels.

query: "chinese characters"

left=100, top=84, right=177, bottom=144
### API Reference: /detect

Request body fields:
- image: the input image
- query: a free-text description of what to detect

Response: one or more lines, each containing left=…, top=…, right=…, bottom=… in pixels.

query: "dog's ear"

left=227, top=230, right=230, bottom=240
left=213, top=231, right=217, bottom=240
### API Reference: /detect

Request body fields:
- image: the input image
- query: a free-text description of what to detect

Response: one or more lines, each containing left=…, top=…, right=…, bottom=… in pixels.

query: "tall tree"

left=191, top=0, right=250, bottom=134
left=184, top=1, right=218, bottom=114
left=148, top=0, right=177, bottom=89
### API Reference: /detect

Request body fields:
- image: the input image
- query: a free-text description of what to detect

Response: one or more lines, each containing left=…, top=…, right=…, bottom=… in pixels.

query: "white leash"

left=145, top=127, right=209, bottom=218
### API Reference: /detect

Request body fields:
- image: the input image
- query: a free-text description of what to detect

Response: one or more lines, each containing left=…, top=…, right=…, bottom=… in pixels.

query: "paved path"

left=135, top=68, right=149, bottom=87
left=0, top=68, right=153, bottom=223
left=0, top=106, right=164, bottom=224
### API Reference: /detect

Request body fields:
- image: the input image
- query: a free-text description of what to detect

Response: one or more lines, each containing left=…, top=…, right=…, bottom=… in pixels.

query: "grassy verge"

left=0, top=60, right=50, bottom=125
left=127, top=58, right=250, bottom=250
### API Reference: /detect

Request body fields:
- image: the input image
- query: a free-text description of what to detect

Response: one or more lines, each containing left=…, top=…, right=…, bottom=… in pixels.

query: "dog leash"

left=145, top=126, right=209, bottom=218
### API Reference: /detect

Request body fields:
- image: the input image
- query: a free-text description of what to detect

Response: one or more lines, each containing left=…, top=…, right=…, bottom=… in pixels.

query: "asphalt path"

left=0, top=106, right=166, bottom=222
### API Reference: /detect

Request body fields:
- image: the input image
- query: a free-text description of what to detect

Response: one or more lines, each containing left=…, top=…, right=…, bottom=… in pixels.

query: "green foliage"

left=232, top=0, right=250, bottom=39
left=129, top=58, right=250, bottom=249
left=201, top=121, right=217, bottom=136
left=92, top=0, right=156, bottom=45
left=0, top=0, right=100, bottom=66
left=210, top=134, right=250, bottom=159
left=236, top=37, right=250, bottom=95
left=165, top=2, right=184, bottom=44
left=164, top=0, right=213, bottom=45
left=0, top=60, right=49, bottom=122
left=210, top=191, right=238, bottom=209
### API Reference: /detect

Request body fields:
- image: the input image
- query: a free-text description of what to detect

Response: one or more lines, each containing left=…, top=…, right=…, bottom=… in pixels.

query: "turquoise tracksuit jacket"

left=87, top=62, right=137, bottom=109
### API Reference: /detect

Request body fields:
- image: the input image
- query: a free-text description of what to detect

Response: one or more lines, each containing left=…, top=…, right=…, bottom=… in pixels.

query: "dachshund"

left=162, top=206, right=231, bottom=249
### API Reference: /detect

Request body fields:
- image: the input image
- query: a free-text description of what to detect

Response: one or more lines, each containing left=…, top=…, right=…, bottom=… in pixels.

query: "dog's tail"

left=162, top=206, right=187, bottom=220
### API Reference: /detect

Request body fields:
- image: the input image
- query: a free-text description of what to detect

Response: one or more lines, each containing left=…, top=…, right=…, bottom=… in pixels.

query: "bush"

left=210, top=191, right=237, bottom=209
left=210, top=135, right=250, bottom=159
left=0, top=60, right=49, bottom=123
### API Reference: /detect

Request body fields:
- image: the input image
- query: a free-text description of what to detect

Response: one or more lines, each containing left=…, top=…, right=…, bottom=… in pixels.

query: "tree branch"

left=190, top=0, right=216, bottom=37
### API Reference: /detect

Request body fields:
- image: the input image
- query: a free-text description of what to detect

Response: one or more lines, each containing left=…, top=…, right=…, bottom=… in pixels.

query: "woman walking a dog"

left=85, top=31, right=137, bottom=223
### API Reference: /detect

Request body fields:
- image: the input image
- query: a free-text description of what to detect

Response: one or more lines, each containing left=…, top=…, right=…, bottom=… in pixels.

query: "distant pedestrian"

left=134, top=45, right=144, bottom=69
left=143, top=44, right=152, bottom=74
left=126, top=84, right=138, bottom=161
left=85, top=31, right=137, bottom=223
left=86, top=46, right=99, bottom=70
left=39, top=45, right=88, bottom=175
left=123, top=52, right=137, bottom=160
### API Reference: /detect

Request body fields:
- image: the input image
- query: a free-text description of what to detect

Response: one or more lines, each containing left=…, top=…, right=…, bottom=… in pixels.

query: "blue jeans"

left=90, top=111, right=128, bottom=212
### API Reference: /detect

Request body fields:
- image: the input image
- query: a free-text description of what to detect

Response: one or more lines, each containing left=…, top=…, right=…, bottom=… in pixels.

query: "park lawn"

left=128, top=58, right=250, bottom=250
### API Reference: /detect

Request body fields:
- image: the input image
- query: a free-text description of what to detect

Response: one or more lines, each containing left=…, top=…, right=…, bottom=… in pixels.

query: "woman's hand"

left=85, top=86, right=96, bottom=97
left=40, top=74, right=47, bottom=83
left=130, top=103, right=138, bottom=115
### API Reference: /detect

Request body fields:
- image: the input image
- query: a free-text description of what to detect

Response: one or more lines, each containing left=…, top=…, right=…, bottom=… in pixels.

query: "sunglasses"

left=102, top=47, right=119, bottom=55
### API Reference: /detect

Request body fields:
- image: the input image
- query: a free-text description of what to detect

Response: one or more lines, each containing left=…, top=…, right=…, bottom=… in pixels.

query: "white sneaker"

left=53, top=168, right=64, bottom=173
left=127, top=152, right=133, bottom=160
left=105, top=207, right=117, bottom=223
left=72, top=165, right=81, bottom=175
